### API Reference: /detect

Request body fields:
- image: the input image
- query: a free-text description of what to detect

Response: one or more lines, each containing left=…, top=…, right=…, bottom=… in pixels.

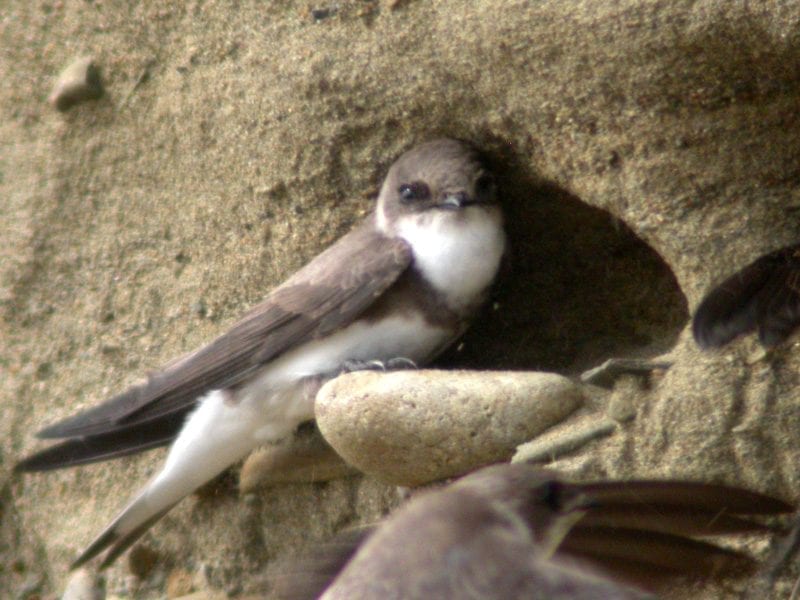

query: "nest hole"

left=439, top=170, right=689, bottom=375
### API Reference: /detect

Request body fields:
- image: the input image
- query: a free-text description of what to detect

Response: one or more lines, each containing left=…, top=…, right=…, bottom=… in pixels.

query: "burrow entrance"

left=438, top=175, right=689, bottom=376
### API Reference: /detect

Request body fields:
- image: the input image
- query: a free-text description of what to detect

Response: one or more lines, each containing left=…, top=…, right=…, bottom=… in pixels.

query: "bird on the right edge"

left=692, top=242, right=800, bottom=349
left=272, top=463, right=793, bottom=600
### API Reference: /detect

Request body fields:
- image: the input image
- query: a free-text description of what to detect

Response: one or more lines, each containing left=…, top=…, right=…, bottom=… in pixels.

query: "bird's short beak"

left=440, top=191, right=475, bottom=209
left=540, top=490, right=593, bottom=558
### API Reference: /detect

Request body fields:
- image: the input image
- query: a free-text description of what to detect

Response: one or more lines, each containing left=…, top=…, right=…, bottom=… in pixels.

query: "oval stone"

left=315, top=370, right=583, bottom=487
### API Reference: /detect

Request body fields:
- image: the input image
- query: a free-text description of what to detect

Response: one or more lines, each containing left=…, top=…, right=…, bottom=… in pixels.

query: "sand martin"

left=16, top=138, right=507, bottom=568
left=693, top=242, right=800, bottom=349
left=276, top=463, right=792, bottom=599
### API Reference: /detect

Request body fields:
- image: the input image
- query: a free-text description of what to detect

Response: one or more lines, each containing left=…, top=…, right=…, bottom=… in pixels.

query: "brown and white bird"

left=274, top=464, right=793, bottom=600
left=15, top=138, right=507, bottom=569
left=693, top=243, right=800, bottom=349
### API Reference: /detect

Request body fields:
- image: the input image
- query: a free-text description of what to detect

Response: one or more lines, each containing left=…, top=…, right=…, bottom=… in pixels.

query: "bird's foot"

left=341, top=357, right=418, bottom=374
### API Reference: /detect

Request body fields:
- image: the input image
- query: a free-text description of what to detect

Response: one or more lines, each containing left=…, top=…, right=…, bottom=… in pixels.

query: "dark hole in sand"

left=437, top=164, right=689, bottom=376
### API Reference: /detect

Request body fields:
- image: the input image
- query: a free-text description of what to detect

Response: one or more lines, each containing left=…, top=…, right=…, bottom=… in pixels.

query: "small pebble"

left=61, top=569, right=104, bottom=600
left=387, top=0, right=410, bottom=10
left=310, top=7, right=334, bottom=21
left=127, top=544, right=160, bottom=579
left=239, top=424, right=356, bottom=492
left=166, top=568, right=194, bottom=598
left=49, top=56, right=104, bottom=111
left=316, top=370, right=583, bottom=487
left=605, top=379, right=640, bottom=422
left=191, top=300, right=207, bottom=318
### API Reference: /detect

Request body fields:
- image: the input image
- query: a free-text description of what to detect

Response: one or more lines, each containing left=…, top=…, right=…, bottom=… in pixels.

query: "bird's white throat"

left=394, top=207, right=505, bottom=310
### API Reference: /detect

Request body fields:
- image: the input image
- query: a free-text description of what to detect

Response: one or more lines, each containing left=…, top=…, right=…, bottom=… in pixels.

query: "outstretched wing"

left=17, top=219, right=412, bottom=471
left=692, top=243, right=800, bottom=349
left=558, top=478, right=792, bottom=590
left=276, top=467, right=792, bottom=599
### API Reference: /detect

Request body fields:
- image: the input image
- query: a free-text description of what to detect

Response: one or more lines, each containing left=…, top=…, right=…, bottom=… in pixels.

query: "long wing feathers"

left=35, top=304, right=302, bottom=440
left=693, top=243, right=800, bottom=348
left=553, top=479, right=792, bottom=589
left=71, top=505, right=175, bottom=570
left=759, top=263, right=800, bottom=346
left=578, top=479, right=793, bottom=515
left=15, top=412, right=185, bottom=471
left=25, top=221, right=411, bottom=447
left=577, top=506, right=774, bottom=536
left=561, top=526, right=755, bottom=578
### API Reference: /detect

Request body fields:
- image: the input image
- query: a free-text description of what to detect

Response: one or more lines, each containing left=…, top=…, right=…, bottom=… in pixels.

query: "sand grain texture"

left=3, top=1, right=800, bottom=597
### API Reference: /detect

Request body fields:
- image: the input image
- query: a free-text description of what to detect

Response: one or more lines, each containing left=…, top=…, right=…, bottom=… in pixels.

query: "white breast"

left=395, top=207, right=506, bottom=309
left=233, top=313, right=452, bottom=437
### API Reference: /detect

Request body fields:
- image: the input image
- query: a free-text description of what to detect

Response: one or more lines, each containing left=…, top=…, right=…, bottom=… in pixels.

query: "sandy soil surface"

left=3, top=0, right=800, bottom=597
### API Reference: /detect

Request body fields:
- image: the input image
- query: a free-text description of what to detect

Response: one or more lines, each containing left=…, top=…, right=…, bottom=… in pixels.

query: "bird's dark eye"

left=398, top=181, right=431, bottom=203
left=539, top=480, right=563, bottom=511
left=475, top=173, right=496, bottom=202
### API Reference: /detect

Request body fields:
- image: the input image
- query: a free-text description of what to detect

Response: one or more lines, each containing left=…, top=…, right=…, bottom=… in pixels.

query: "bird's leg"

left=385, top=357, right=418, bottom=370
left=341, top=357, right=418, bottom=374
